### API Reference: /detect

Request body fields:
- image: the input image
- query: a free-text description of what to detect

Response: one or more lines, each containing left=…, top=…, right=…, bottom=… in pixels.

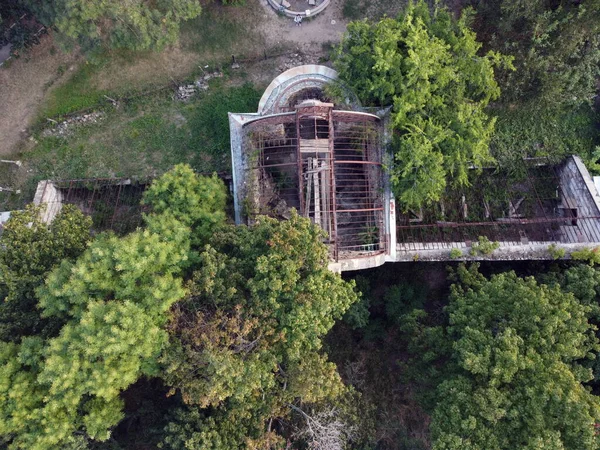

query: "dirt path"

left=256, top=0, right=349, bottom=54
left=0, top=2, right=349, bottom=157
left=0, top=34, right=80, bottom=156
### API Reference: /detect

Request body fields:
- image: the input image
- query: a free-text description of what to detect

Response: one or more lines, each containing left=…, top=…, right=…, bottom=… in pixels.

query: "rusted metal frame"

left=362, top=122, right=382, bottom=248
left=87, top=179, right=99, bottom=212
left=110, top=182, right=124, bottom=229
left=331, top=111, right=379, bottom=122
left=338, top=243, right=386, bottom=252
left=260, top=162, right=298, bottom=169
left=65, top=180, right=74, bottom=203
left=523, top=163, right=550, bottom=223
left=296, top=114, right=305, bottom=215
left=398, top=215, right=600, bottom=228
left=261, top=144, right=298, bottom=150
left=329, top=111, right=339, bottom=260
left=334, top=160, right=382, bottom=165
left=336, top=207, right=384, bottom=213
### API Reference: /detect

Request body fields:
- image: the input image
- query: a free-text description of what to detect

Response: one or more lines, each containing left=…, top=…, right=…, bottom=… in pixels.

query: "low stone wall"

left=33, top=180, right=62, bottom=223
left=267, top=0, right=330, bottom=18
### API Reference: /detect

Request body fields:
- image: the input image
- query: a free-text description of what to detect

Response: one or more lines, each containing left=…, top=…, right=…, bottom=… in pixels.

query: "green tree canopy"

left=0, top=166, right=229, bottom=449
left=160, top=211, right=359, bottom=448
left=429, top=265, right=600, bottom=449
left=0, top=166, right=357, bottom=449
left=0, top=204, right=91, bottom=341
left=334, top=0, right=510, bottom=209
left=473, top=0, right=600, bottom=109
left=142, top=163, right=227, bottom=248
left=23, top=0, right=202, bottom=50
left=0, top=221, right=189, bottom=449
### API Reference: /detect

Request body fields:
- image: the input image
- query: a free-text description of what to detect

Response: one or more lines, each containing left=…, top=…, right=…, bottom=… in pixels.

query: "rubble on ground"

left=277, top=53, right=320, bottom=72
left=42, top=111, right=105, bottom=137
left=175, top=71, right=223, bottom=101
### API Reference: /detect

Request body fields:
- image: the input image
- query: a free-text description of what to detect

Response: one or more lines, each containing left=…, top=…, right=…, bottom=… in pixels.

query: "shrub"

left=469, top=236, right=500, bottom=256
left=548, top=244, right=566, bottom=260
left=571, top=247, right=600, bottom=266
left=449, top=248, right=463, bottom=259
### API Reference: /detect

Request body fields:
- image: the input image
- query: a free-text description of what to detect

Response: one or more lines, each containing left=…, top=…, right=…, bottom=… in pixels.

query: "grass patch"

left=343, top=0, right=368, bottom=20
left=343, top=0, right=408, bottom=20
left=21, top=84, right=260, bottom=197
left=38, top=3, right=264, bottom=120
left=490, top=103, right=599, bottom=172
left=180, top=6, right=254, bottom=56
left=41, top=61, right=109, bottom=118
left=185, top=80, right=260, bottom=159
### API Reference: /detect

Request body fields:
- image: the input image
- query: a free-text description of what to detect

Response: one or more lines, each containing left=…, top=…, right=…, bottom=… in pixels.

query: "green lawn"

left=490, top=103, right=599, bottom=173
left=12, top=83, right=260, bottom=208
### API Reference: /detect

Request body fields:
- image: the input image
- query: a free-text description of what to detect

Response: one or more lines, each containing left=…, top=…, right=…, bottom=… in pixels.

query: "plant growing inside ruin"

left=548, top=243, right=566, bottom=260
left=469, top=236, right=500, bottom=256
left=359, top=226, right=379, bottom=247
left=449, top=248, right=463, bottom=259
left=334, top=0, right=512, bottom=211
left=572, top=247, right=600, bottom=266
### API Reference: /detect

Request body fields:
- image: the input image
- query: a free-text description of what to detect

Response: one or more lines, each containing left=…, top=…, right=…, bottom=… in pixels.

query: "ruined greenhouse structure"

left=230, top=65, right=600, bottom=272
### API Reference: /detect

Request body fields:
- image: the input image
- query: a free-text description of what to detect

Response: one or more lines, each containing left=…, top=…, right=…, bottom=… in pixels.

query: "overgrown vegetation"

left=472, top=0, right=600, bottom=109
left=429, top=265, right=600, bottom=449
left=469, top=236, right=500, bottom=256
left=21, top=0, right=202, bottom=52
left=1, top=0, right=600, bottom=448
left=334, top=0, right=512, bottom=210
left=491, top=103, right=599, bottom=171
left=0, top=166, right=360, bottom=449
left=11, top=83, right=260, bottom=208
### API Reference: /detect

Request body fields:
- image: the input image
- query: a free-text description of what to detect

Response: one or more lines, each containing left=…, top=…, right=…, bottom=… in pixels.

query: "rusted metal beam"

left=328, top=108, right=338, bottom=261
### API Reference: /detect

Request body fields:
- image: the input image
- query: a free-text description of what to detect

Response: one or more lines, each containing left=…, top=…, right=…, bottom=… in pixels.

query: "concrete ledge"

left=329, top=253, right=387, bottom=273
left=267, top=0, right=330, bottom=18
left=394, top=242, right=599, bottom=262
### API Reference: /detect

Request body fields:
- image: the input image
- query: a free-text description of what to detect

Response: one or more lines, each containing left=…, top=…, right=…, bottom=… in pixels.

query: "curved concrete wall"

left=267, top=0, right=330, bottom=18
left=258, top=64, right=339, bottom=114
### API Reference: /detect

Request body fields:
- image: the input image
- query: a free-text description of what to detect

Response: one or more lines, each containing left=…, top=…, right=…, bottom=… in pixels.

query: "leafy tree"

left=428, top=265, right=600, bottom=449
left=0, top=204, right=91, bottom=341
left=0, top=166, right=355, bottom=449
left=334, top=1, right=511, bottom=209
left=472, top=0, right=600, bottom=109
left=0, top=219, right=189, bottom=449
left=160, top=211, right=359, bottom=448
left=22, top=0, right=202, bottom=50
left=142, top=163, right=227, bottom=248
left=0, top=165, right=228, bottom=449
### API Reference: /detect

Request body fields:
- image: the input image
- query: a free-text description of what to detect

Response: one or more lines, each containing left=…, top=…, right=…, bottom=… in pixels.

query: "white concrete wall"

left=33, top=180, right=63, bottom=223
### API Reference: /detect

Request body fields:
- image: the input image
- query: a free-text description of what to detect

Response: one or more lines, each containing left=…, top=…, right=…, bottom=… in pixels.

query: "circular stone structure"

left=267, top=0, right=330, bottom=18
left=258, top=64, right=356, bottom=115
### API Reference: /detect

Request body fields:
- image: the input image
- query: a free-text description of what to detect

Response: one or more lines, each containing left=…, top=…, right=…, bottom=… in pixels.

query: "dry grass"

left=91, top=45, right=201, bottom=93
left=90, top=2, right=267, bottom=94
left=0, top=33, right=80, bottom=155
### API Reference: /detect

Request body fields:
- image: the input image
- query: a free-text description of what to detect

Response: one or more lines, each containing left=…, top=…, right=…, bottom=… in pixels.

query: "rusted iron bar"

left=397, top=216, right=600, bottom=229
